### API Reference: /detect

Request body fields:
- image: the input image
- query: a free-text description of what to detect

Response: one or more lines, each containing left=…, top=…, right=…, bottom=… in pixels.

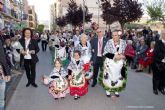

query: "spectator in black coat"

left=152, top=29, right=165, bottom=95
left=19, top=28, right=40, bottom=88
left=0, top=39, right=11, bottom=110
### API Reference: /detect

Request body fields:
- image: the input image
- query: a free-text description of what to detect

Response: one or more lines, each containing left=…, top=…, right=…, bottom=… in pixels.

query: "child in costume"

left=68, top=50, right=88, bottom=100
left=53, top=40, right=69, bottom=67
left=42, top=58, right=69, bottom=100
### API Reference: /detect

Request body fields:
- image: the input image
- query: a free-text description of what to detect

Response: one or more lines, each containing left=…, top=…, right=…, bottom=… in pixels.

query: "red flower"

left=83, top=63, right=90, bottom=72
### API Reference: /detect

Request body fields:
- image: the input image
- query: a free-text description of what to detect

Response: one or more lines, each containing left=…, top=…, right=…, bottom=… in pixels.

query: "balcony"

left=9, top=0, right=14, bottom=3
left=9, top=0, right=20, bottom=8
left=29, top=22, right=34, bottom=28
left=0, top=5, right=21, bottom=22
left=28, top=10, right=32, bottom=14
left=22, top=14, right=28, bottom=20
left=11, top=8, right=18, bottom=19
left=29, top=16, right=33, bottom=21
left=13, top=0, right=19, bottom=6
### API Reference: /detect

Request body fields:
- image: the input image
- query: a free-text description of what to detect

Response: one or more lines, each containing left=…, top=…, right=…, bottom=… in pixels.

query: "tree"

left=36, top=24, right=44, bottom=33
left=145, top=0, right=165, bottom=27
left=56, top=16, right=67, bottom=29
left=101, top=0, right=118, bottom=29
left=101, top=0, right=143, bottom=31
left=65, top=0, right=92, bottom=28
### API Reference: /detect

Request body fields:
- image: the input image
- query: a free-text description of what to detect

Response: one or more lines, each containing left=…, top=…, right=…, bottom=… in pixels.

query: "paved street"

left=6, top=49, right=165, bottom=110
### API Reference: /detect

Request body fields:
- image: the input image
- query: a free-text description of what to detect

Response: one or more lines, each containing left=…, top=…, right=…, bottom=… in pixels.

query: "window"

left=29, top=16, right=33, bottom=21
left=28, top=10, right=32, bottom=14
left=29, top=22, right=33, bottom=27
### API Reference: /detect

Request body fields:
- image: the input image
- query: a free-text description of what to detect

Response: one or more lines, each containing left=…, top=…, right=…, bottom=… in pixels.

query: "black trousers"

left=24, top=59, right=36, bottom=84
left=93, top=57, right=104, bottom=83
left=152, top=63, right=165, bottom=91
left=125, top=55, right=133, bottom=66
left=41, top=41, right=47, bottom=51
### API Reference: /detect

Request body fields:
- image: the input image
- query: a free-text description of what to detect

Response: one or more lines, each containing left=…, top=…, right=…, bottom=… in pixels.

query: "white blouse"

left=24, top=38, right=32, bottom=59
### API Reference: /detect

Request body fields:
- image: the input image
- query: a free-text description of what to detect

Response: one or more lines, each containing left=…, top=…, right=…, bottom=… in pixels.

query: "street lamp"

left=96, top=0, right=100, bottom=27
left=82, top=0, right=86, bottom=33
left=19, top=0, right=24, bottom=29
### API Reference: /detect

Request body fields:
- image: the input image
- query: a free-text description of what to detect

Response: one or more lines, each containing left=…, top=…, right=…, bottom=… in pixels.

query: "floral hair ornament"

left=118, top=31, right=122, bottom=36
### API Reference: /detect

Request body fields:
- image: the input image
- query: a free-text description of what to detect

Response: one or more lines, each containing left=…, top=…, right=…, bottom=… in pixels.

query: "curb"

left=5, top=70, right=24, bottom=107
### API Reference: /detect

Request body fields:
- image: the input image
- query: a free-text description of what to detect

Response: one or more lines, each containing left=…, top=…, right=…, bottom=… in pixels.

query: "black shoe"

left=135, top=70, right=143, bottom=72
left=31, top=83, right=38, bottom=88
left=160, top=90, right=165, bottom=95
left=91, top=81, right=97, bottom=87
left=153, top=90, right=158, bottom=95
left=106, top=94, right=111, bottom=98
left=131, top=66, right=137, bottom=69
left=115, top=93, right=120, bottom=97
left=61, top=97, right=65, bottom=99
left=26, top=82, right=31, bottom=87
left=54, top=98, right=58, bottom=100
left=74, top=96, right=78, bottom=100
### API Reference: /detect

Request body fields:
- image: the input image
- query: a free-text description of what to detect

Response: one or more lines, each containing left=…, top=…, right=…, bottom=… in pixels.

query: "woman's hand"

left=41, top=75, right=46, bottom=80
left=162, top=58, right=165, bottom=63
left=90, top=61, right=93, bottom=65
left=114, top=54, right=121, bottom=61
left=68, top=75, right=72, bottom=80
left=120, top=54, right=125, bottom=59
left=29, top=50, right=35, bottom=54
left=4, top=76, right=11, bottom=82
left=20, top=50, right=27, bottom=55
left=41, top=75, right=49, bottom=85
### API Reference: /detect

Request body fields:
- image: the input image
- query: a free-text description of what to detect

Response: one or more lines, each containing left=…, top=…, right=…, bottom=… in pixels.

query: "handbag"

left=124, top=45, right=135, bottom=58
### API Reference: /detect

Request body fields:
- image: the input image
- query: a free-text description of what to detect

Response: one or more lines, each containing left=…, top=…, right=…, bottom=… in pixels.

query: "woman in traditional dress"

left=75, top=34, right=93, bottom=80
left=99, top=30, right=127, bottom=98
left=11, top=37, right=23, bottom=69
left=68, top=50, right=88, bottom=100
left=54, top=43, right=68, bottom=67
left=53, top=32, right=68, bottom=67
left=50, top=31, right=60, bottom=65
left=137, top=41, right=155, bottom=73
left=42, top=58, right=69, bottom=100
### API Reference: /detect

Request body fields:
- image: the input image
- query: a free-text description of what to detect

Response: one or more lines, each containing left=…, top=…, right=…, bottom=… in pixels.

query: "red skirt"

left=70, top=81, right=88, bottom=96
left=138, top=58, right=153, bottom=67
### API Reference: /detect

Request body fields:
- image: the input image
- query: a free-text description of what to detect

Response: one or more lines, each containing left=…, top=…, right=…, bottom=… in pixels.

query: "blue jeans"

left=0, top=79, right=5, bottom=110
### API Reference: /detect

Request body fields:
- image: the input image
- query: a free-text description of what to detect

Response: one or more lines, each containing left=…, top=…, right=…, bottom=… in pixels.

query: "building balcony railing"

left=10, top=0, right=19, bottom=7
left=0, top=5, right=24, bottom=22
left=9, top=0, right=14, bottom=3
left=23, top=14, right=28, bottom=20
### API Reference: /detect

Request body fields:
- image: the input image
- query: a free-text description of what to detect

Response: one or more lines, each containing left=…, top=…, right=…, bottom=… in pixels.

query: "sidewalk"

left=5, top=69, right=24, bottom=106
left=6, top=50, right=165, bottom=110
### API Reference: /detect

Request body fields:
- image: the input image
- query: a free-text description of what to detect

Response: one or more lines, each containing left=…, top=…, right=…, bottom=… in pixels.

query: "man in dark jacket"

left=0, top=40, right=11, bottom=110
left=152, top=31, right=165, bottom=95
left=90, top=28, right=107, bottom=87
